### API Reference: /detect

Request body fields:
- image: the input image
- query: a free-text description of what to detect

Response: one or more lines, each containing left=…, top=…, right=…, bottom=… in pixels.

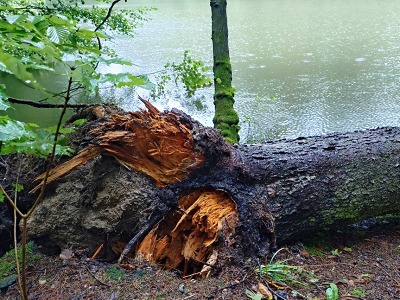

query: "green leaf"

left=0, top=118, right=32, bottom=141
left=46, top=25, right=70, bottom=44
left=326, top=283, right=339, bottom=300
left=0, top=49, right=42, bottom=89
left=44, top=125, right=76, bottom=134
left=96, top=56, right=133, bottom=66
left=76, top=28, right=106, bottom=40
left=101, top=73, right=145, bottom=88
left=0, top=191, right=4, bottom=203
left=5, top=14, right=27, bottom=25
left=11, top=183, right=23, bottom=192
left=72, top=119, right=86, bottom=126
left=48, top=15, right=74, bottom=26
left=137, top=75, right=154, bottom=89
left=245, top=290, right=263, bottom=300
left=1, top=139, right=74, bottom=158
left=0, top=84, right=9, bottom=110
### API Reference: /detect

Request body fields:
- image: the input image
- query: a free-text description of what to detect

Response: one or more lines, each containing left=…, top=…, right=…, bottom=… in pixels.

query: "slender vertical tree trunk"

left=210, top=0, right=240, bottom=143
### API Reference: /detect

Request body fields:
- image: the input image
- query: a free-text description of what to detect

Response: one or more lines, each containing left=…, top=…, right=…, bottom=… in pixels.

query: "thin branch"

left=84, top=265, right=111, bottom=287
left=93, top=0, right=121, bottom=68
left=118, top=213, right=163, bottom=264
left=17, top=71, right=76, bottom=300
left=20, top=217, right=28, bottom=300
left=0, top=185, right=24, bottom=216
left=27, top=73, right=75, bottom=218
left=8, top=98, right=93, bottom=109
left=9, top=85, right=84, bottom=104
left=13, top=162, right=23, bottom=298
left=94, top=0, right=122, bottom=32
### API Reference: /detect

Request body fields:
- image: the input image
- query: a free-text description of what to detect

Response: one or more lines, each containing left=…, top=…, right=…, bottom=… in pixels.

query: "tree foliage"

left=0, top=0, right=150, bottom=157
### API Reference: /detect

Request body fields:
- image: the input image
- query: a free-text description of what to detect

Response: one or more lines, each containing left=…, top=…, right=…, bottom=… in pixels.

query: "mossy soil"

left=1, top=218, right=399, bottom=299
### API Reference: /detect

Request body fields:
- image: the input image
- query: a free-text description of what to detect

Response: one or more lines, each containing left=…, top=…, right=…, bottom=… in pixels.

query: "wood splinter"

left=31, top=97, right=205, bottom=193
left=121, top=189, right=239, bottom=277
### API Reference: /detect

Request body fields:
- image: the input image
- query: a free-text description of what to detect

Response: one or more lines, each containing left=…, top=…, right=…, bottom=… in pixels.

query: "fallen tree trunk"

left=24, top=103, right=400, bottom=272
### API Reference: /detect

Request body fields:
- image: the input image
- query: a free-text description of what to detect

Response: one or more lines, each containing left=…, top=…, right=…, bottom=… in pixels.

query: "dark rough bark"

left=210, top=0, right=240, bottom=143
left=22, top=115, right=400, bottom=260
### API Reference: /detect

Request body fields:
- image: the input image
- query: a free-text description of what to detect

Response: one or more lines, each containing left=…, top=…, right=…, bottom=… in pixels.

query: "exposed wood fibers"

left=136, top=190, right=238, bottom=276
left=31, top=98, right=204, bottom=192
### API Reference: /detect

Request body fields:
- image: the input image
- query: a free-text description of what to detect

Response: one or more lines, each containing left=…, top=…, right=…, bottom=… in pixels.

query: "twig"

left=91, top=244, right=104, bottom=259
left=94, top=0, right=122, bottom=32
left=118, top=213, right=163, bottom=264
left=27, top=72, right=75, bottom=215
left=8, top=97, right=92, bottom=109
left=84, top=265, right=111, bottom=287
left=0, top=185, right=24, bottom=216
left=13, top=161, right=23, bottom=297
left=93, top=0, right=121, bottom=68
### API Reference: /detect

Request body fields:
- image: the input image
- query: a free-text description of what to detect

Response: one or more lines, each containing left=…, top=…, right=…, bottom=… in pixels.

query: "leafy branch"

left=152, top=50, right=212, bottom=99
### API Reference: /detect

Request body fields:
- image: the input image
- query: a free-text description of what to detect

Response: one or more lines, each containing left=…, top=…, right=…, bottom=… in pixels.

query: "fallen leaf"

left=258, top=282, right=273, bottom=299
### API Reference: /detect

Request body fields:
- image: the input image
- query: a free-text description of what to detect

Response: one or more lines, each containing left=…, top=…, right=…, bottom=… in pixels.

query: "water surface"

left=106, top=0, right=400, bottom=142
left=6, top=0, right=400, bottom=141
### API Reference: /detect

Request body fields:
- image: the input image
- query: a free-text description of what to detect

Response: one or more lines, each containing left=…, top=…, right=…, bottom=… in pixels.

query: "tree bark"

left=19, top=107, right=400, bottom=268
left=210, top=0, right=240, bottom=143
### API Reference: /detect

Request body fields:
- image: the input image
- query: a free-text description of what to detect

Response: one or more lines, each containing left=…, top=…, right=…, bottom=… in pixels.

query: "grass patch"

left=104, top=265, right=125, bottom=281
left=0, top=242, right=42, bottom=280
left=304, top=246, right=325, bottom=257
left=349, top=287, right=366, bottom=297
left=255, top=249, right=318, bottom=298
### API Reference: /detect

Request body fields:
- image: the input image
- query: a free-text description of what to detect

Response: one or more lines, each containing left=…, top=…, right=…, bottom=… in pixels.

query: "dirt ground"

left=1, top=218, right=399, bottom=300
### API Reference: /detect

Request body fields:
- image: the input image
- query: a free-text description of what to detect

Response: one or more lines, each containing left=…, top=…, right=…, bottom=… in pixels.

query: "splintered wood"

left=136, top=190, right=238, bottom=276
left=31, top=99, right=204, bottom=192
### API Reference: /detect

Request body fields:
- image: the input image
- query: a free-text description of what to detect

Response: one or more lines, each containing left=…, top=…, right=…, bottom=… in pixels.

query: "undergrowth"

left=0, top=242, right=42, bottom=281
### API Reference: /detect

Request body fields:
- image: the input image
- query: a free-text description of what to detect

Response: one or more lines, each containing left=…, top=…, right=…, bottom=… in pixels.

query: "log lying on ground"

left=26, top=103, right=400, bottom=274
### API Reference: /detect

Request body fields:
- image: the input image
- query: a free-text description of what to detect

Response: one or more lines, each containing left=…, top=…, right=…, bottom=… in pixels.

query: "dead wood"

left=24, top=102, right=400, bottom=276
left=31, top=98, right=204, bottom=192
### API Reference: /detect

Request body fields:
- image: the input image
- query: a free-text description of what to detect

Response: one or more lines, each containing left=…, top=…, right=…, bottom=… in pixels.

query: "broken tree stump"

left=25, top=101, right=400, bottom=275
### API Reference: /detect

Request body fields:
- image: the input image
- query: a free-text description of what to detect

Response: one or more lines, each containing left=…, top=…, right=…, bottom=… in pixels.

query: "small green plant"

left=257, top=262, right=309, bottom=288
left=304, top=246, right=325, bottom=257
left=254, top=249, right=314, bottom=298
left=152, top=50, right=212, bottom=98
left=326, top=283, right=339, bottom=300
left=245, top=289, right=263, bottom=300
left=104, top=265, right=125, bottom=281
left=331, top=249, right=341, bottom=256
left=349, top=287, right=366, bottom=297
left=0, top=242, right=42, bottom=280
